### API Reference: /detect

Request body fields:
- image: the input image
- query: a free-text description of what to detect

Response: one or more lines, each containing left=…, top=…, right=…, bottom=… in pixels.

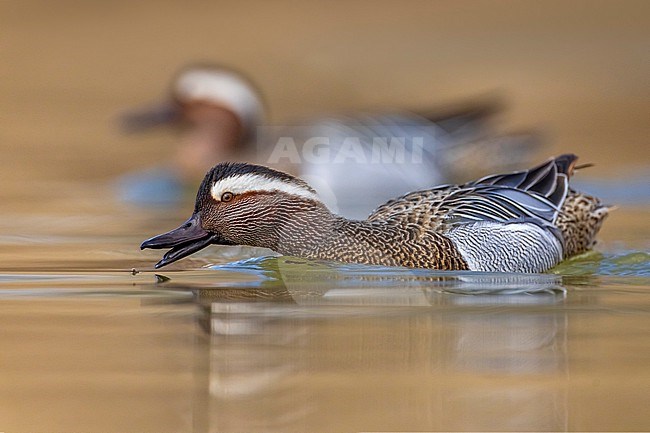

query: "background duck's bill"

left=119, top=102, right=181, bottom=133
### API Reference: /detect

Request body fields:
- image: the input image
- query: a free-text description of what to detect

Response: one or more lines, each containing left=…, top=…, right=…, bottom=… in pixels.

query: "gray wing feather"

left=469, top=156, right=570, bottom=208
left=441, top=185, right=560, bottom=227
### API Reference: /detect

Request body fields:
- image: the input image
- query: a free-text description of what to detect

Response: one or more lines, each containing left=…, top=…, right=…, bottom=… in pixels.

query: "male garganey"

left=141, top=154, right=610, bottom=273
left=122, top=64, right=540, bottom=217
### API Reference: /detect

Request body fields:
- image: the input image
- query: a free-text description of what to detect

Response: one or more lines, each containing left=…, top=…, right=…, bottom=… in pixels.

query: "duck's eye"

left=221, top=192, right=234, bottom=202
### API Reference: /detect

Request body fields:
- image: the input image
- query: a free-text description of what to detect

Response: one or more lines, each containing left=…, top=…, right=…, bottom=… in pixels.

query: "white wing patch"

left=210, top=173, right=320, bottom=202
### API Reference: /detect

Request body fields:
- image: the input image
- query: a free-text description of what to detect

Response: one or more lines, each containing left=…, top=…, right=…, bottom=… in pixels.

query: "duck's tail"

left=556, top=189, right=613, bottom=259
left=552, top=155, right=612, bottom=258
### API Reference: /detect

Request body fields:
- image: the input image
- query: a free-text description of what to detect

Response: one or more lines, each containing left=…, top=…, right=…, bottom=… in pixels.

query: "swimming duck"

left=141, top=154, right=610, bottom=273
left=121, top=64, right=541, bottom=217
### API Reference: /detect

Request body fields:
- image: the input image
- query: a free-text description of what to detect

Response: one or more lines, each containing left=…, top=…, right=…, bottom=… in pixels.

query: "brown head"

left=141, top=163, right=332, bottom=268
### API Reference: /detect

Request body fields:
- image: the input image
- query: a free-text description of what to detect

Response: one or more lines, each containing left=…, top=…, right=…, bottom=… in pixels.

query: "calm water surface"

left=1, top=182, right=649, bottom=432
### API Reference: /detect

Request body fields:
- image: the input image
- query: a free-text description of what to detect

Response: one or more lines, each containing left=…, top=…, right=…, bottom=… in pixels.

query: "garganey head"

left=121, top=64, right=265, bottom=142
left=121, top=64, right=266, bottom=179
left=140, top=162, right=326, bottom=268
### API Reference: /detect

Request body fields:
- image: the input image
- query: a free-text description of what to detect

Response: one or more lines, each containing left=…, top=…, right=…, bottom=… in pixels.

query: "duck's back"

left=367, top=154, right=610, bottom=272
left=367, top=184, right=460, bottom=229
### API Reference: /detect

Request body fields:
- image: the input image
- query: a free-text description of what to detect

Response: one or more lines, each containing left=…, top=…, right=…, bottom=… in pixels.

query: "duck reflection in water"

left=143, top=257, right=571, bottom=432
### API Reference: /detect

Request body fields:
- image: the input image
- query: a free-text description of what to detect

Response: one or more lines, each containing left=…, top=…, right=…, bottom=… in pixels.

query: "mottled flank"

left=296, top=218, right=469, bottom=270
left=142, top=154, right=610, bottom=273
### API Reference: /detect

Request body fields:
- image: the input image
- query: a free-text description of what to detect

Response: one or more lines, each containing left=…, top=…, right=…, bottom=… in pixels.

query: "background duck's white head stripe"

left=210, top=173, right=320, bottom=202
left=174, top=68, right=264, bottom=136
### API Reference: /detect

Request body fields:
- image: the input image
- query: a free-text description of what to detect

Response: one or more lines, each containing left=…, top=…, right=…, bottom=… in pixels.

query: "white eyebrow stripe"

left=210, top=173, right=319, bottom=202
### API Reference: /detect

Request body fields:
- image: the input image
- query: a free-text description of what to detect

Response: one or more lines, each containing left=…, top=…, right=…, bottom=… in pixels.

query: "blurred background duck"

left=119, top=64, right=543, bottom=218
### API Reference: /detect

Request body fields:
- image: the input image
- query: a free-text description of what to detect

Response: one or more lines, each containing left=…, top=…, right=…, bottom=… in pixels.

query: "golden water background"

left=1, top=2, right=649, bottom=432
